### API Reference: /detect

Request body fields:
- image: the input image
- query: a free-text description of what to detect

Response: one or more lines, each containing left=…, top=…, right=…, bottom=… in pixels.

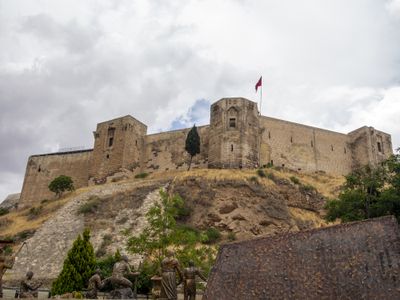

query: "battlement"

left=18, top=97, right=393, bottom=207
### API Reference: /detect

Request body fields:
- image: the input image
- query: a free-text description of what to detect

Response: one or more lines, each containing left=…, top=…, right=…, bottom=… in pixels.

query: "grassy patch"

left=227, top=232, right=236, bottom=241
left=135, top=172, right=149, bottom=179
left=201, top=227, right=221, bottom=244
left=27, top=206, right=43, bottom=220
left=96, top=234, right=113, bottom=257
left=78, top=196, right=101, bottom=214
left=0, top=208, right=9, bottom=216
left=249, top=176, right=259, bottom=184
left=256, top=169, right=266, bottom=178
left=290, top=176, right=300, bottom=185
left=301, top=184, right=316, bottom=192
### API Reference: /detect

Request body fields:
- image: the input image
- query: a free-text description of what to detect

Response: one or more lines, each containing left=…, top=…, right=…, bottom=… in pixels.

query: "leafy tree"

left=185, top=125, right=200, bottom=170
left=51, top=229, right=97, bottom=295
left=48, top=175, right=74, bottom=198
left=127, top=189, right=217, bottom=292
left=325, top=148, right=400, bottom=223
left=128, top=189, right=184, bottom=264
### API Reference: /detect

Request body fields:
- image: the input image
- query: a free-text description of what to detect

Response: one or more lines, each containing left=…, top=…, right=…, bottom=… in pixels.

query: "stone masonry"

left=5, top=181, right=164, bottom=285
left=19, top=97, right=393, bottom=208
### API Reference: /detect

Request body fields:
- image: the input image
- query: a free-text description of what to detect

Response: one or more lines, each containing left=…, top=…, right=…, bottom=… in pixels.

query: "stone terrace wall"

left=19, top=150, right=92, bottom=208
left=204, top=216, right=400, bottom=300
left=260, top=116, right=353, bottom=175
left=143, top=126, right=209, bottom=173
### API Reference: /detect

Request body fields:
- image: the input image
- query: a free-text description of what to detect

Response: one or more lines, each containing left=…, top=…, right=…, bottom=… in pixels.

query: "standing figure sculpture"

left=85, top=269, right=104, bottom=299
left=0, top=241, right=16, bottom=298
left=19, top=271, right=42, bottom=298
left=183, top=261, right=207, bottom=300
left=160, top=250, right=183, bottom=300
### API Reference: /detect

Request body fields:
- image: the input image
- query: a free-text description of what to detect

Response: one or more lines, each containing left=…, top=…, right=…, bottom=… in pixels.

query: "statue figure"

left=160, top=250, right=183, bottom=300
left=0, top=241, right=16, bottom=298
left=183, top=261, right=207, bottom=300
left=105, top=255, right=138, bottom=299
left=19, top=271, right=43, bottom=298
left=85, top=269, right=104, bottom=299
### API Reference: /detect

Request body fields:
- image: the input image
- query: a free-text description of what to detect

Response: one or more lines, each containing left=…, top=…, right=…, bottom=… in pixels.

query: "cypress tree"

left=51, top=229, right=96, bottom=295
left=185, top=125, right=200, bottom=170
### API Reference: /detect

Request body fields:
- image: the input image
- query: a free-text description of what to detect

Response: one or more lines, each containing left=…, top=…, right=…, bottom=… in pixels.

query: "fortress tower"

left=89, top=115, right=147, bottom=180
left=17, top=96, right=393, bottom=208
left=208, top=98, right=260, bottom=169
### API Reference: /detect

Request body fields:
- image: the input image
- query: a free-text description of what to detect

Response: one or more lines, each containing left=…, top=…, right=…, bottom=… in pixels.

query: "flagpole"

left=260, top=81, right=262, bottom=115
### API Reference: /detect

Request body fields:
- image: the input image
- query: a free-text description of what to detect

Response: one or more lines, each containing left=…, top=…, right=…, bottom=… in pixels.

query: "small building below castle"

left=19, top=97, right=393, bottom=207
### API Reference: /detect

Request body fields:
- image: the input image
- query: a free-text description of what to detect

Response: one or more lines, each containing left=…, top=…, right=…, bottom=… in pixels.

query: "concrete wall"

left=143, top=126, right=209, bottom=172
left=19, top=150, right=92, bottom=208
left=260, top=116, right=353, bottom=174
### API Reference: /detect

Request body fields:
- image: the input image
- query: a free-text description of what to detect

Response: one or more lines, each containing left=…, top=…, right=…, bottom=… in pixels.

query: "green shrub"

left=78, top=196, right=100, bottom=215
left=249, top=176, right=259, bottom=184
left=3, top=245, right=13, bottom=255
left=51, top=229, right=96, bottom=295
left=256, top=169, right=266, bottom=178
left=40, top=199, right=50, bottom=204
left=290, top=176, right=300, bottom=184
left=134, top=173, right=149, bottom=179
left=202, top=228, right=221, bottom=244
left=0, top=208, right=9, bottom=216
left=95, top=234, right=113, bottom=257
left=301, top=184, right=316, bottom=192
left=48, top=175, right=74, bottom=198
left=27, top=206, right=43, bottom=220
left=267, top=172, right=276, bottom=181
left=265, top=162, right=273, bottom=168
left=227, top=232, right=236, bottom=241
left=96, top=251, right=121, bottom=281
left=136, top=259, right=158, bottom=294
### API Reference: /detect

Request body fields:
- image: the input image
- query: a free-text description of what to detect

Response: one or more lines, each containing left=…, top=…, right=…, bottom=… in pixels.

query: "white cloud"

left=386, top=0, right=400, bottom=17
left=0, top=0, right=400, bottom=201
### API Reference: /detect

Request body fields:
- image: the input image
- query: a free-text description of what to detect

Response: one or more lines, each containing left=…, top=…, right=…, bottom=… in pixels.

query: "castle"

left=19, top=97, right=393, bottom=207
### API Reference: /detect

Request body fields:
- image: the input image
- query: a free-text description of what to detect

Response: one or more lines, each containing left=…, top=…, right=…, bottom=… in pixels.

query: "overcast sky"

left=1, top=0, right=400, bottom=201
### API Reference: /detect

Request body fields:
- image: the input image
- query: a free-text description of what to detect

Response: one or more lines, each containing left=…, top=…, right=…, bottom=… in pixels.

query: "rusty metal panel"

left=203, top=216, right=400, bottom=300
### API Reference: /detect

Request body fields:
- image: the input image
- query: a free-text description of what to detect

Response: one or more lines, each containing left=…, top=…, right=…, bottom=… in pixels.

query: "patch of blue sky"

left=170, top=98, right=211, bottom=130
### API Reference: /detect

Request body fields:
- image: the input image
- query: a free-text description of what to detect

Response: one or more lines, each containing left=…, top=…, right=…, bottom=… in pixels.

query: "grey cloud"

left=1, top=0, right=400, bottom=202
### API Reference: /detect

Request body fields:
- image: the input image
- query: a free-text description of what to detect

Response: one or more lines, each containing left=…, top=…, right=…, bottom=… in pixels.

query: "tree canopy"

left=51, top=229, right=97, bottom=295
left=48, top=175, right=74, bottom=198
left=325, top=148, right=400, bottom=223
left=185, top=125, right=200, bottom=170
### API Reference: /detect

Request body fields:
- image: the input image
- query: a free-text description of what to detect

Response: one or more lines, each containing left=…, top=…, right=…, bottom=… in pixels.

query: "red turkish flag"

left=255, top=76, right=262, bottom=92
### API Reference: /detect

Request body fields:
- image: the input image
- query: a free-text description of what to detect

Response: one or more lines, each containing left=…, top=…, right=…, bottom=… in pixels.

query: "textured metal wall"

left=203, top=216, right=400, bottom=300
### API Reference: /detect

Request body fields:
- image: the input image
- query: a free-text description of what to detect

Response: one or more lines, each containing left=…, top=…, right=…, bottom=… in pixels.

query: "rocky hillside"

left=1, top=168, right=344, bottom=286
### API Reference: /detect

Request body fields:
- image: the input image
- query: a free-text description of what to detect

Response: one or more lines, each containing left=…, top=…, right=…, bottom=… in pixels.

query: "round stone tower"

left=208, top=97, right=260, bottom=169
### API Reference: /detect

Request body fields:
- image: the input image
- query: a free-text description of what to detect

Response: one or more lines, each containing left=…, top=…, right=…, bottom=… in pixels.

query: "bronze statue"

left=85, top=269, right=104, bottom=299
left=0, top=241, right=17, bottom=298
left=160, top=250, right=183, bottom=300
left=111, top=255, right=137, bottom=289
left=104, top=255, right=139, bottom=299
left=19, top=271, right=42, bottom=298
left=183, top=261, right=207, bottom=300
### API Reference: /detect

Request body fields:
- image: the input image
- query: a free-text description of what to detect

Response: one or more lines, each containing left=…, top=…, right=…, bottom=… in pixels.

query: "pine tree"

left=51, top=229, right=97, bottom=295
left=185, top=125, right=200, bottom=170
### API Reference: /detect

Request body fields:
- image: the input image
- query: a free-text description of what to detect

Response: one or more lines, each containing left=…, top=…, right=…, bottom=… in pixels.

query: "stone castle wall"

left=19, top=150, right=92, bottom=208
left=143, top=126, right=209, bottom=173
left=259, top=116, right=353, bottom=174
left=18, top=97, right=393, bottom=208
left=89, top=115, right=147, bottom=179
